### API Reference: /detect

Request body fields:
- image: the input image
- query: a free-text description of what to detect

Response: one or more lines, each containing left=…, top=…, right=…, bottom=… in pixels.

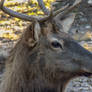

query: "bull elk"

left=0, top=0, right=92, bottom=92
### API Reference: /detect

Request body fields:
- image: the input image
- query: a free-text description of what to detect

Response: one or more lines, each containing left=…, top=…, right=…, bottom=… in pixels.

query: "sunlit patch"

left=83, top=43, right=92, bottom=52
left=0, top=29, right=19, bottom=40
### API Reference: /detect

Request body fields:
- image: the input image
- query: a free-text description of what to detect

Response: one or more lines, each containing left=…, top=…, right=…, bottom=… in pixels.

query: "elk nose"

left=78, top=45, right=92, bottom=73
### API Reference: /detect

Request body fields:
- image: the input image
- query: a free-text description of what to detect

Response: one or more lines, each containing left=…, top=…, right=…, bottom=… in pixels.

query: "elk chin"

left=80, top=68, right=92, bottom=77
left=61, top=71, right=92, bottom=83
left=61, top=72, right=92, bottom=92
left=79, top=72, right=92, bottom=77
left=72, top=71, right=92, bottom=78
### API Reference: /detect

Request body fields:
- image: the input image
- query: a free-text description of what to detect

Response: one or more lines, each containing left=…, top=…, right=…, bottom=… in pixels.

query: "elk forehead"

left=41, top=22, right=54, bottom=35
left=41, top=22, right=57, bottom=40
left=40, top=21, right=72, bottom=46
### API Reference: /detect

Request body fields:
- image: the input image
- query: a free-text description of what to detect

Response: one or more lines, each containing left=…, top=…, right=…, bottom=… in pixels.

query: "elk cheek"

left=39, top=57, right=46, bottom=72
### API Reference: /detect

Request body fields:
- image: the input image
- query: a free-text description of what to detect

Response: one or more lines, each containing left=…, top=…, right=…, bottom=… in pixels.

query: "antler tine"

left=53, top=4, right=69, bottom=17
left=53, top=0, right=82, bottom=17
left=37, top=0, right=82, bottom=22
left=37, top=0, right=50, bottom=15
left=0, top=0, right=82, bottom=22
left=0, top=0, right=39, bottom=21
left=37, top=0, right=70, bottom=22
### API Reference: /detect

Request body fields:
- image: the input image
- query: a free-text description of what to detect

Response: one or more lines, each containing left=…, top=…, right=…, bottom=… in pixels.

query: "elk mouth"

left=76, top=70, right=92, bottom=78
left=79, top=68, right=92, bottom=77
left=68, top=71, right=92, bottom=80
left=78, top=72, right=92, bottom=77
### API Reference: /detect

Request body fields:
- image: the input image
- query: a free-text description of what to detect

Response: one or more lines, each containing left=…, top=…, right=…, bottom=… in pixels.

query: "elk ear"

left=55, top=13, right=75, bottom=33
left=23, top=21, right=41, bottom=47
left=34, top=21, right=41, bottom=41
left=61, top=13, right=75, bottom=33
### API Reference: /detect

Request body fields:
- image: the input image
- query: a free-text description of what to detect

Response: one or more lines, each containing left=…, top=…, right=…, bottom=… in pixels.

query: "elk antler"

left=0, top=0, right=82, bottom=22
left=0, top=0, right=52, bottom=22
left=37, top=0, right=50, bottom=15
left=37, top=0, right=82, bottom=17
left=0, top=0, right=41, bottom=21
left=54, top=0, right=82, bottom=18
left=37, top=0, right=69, bottom=16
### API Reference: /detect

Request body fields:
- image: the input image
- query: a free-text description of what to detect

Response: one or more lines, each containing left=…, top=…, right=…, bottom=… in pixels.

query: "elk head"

left=0, top=0, right=92, bottom=92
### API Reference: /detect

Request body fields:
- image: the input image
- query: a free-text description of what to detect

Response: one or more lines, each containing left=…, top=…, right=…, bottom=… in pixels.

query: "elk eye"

left=51, top=41, right=61, bottom=48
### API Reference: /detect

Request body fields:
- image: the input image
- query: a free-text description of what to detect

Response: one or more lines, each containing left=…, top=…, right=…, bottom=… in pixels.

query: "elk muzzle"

left=66, top=40, right=92, bottom=76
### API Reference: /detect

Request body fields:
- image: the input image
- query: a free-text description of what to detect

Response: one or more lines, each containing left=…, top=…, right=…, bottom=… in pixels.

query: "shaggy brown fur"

left=0, top=20, right=92, bottom=92
left=0, top=24, right=59, bottom=92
